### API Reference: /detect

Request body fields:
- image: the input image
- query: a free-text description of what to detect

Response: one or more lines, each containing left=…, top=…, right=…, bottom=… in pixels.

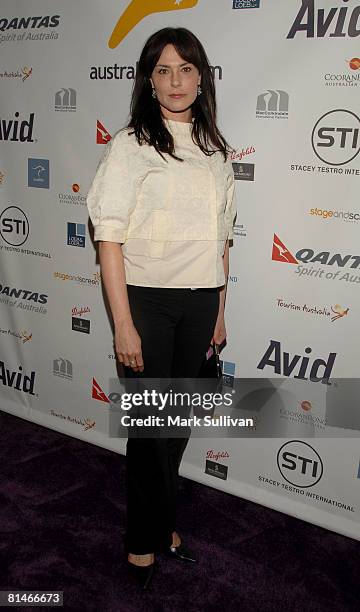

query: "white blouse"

left=86, top=118, right=237, bottom=288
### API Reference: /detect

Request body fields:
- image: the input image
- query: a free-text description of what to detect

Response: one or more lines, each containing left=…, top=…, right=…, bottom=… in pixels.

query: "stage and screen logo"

left=108, top=0, right=199, bottom=49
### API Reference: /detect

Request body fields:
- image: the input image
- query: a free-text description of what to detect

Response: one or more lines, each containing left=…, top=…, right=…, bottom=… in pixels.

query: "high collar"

left=164, top=117, right=193, bottom=136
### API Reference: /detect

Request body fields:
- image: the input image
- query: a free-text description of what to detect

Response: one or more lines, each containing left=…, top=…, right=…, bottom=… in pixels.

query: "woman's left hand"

left=211, top=313, right=226, bottom=347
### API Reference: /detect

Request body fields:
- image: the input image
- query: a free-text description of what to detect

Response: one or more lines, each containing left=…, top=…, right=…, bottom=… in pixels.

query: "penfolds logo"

left=206, top=450, right=230, bottom=461
left=72, top=305, right=90, bottom=317
left=230, top=146, right=255, bottom=162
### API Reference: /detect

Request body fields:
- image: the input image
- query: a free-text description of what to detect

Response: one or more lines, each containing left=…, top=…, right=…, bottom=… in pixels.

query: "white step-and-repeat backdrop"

left=1, top=1, right=359, bottom=540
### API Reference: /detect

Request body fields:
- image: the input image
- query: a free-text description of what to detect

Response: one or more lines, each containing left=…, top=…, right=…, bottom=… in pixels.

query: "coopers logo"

left=272, top=233, right=360, bottom=285
left=108, top=0, right=199, bottom=48
left=311, top=109, right=360, bottom=165
left=287, top=1, right=360, bottom=39
left=277, top=441, right=323, bottom=487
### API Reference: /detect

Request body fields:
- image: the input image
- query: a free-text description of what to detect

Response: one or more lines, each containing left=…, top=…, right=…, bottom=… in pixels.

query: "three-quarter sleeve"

left=224, top=163, right=237, bottom=240
left=86, top=130, right=141, bottom=243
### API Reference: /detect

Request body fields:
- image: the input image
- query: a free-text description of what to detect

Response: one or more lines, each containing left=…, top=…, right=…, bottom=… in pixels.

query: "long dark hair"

left=127, top=27, right=231, bottom=162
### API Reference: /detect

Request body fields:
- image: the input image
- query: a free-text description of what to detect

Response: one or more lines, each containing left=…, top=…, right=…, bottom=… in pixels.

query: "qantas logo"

left=92, top=378, right=109, bottom=403
left=97, top=120, right=111, bottom=144
left=108, top=0, right=199, bottom=48
left=272, top=233, right=360, bottom=268
left=272, top=234, right=298, bottom=263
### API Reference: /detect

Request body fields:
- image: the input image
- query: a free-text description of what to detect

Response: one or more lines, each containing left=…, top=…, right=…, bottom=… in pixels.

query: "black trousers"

left=123, top=284, right=220, bottom=554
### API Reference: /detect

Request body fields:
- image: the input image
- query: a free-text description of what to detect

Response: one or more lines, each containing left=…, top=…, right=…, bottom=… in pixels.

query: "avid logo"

left=272, top=233, right=360, bottom=284
left=0, top=112, right=35, bottom=142
left=257, top=340, right=336, bottom=385
left=287, top=0, right=360, bottom=39
left=0, top=361, right=36, bottom=395
left=108, top=0, right=199, bottom=48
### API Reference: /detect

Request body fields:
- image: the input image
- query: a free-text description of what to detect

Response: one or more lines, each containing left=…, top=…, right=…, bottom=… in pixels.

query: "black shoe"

left=126, top=559, right=156, bottom=590
left=166, top=542, right=197, bottom=563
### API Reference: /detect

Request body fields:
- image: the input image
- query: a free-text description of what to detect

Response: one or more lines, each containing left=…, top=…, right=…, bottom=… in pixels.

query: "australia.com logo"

left=108, top=0, right=199, bottom=48
left=272, top=233, right=360, bottom=285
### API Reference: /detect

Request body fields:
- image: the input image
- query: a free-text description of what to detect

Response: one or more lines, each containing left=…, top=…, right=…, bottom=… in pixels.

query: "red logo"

left=206, top=450, right=230, bottom=461
left=72, top=183, right=80, bottom=192
left=348, top=57, right=360, bottom=71
left=301, top=400, right=312, bottom=412
left=272, top=234, right=298, bottom=264
left=92, top=378, right=109, bottom=403
left=96, top=120, right=111, bottom=144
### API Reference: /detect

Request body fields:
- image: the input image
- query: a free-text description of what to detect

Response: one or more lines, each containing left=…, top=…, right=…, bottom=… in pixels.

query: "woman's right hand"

left=115, top=319, right=144, bottom=372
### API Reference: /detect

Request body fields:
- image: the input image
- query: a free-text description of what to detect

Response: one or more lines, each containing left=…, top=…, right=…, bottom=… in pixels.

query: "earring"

left=152, top=87, right=157, bottom=99
left=197, top=83, right=202, bottom=96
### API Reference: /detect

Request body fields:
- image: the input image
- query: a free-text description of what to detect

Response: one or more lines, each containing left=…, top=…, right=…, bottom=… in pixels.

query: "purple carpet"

left=0, top=409, right=359, bottom=612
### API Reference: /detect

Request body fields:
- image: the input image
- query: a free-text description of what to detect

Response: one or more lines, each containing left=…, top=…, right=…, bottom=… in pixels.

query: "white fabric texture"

left=86, top=118, right=237, bottom=288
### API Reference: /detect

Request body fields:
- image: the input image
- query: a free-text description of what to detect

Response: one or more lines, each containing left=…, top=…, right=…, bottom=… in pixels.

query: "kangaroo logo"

left=108, top=0, right=199, bottom=48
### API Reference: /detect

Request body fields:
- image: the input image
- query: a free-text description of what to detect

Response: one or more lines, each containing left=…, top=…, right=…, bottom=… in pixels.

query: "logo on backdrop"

left=311, top=109, right=360, bottom=166
left=0, top=66, right=32, bottom=81
left=276, top=298, right=350, bottom=323
left=0, top=206, right=29, bottom=246
left=232, top=0, right=260, bottom=8
left=277, top=441, right=323, bottom=487
left=0, top=328, right=32, bottom=343
left=205, top=459, right=228, bottom=480
left=232, top=162, right=255, bottom=181
left=58, top=185, right=86, bottom=207
left=0, top=282, right=48, bottom=315
left=55, top=88, right=76, bottom=112
left=324, top=58, right=360, bottom=87
left=89, top=62, right=223, bottom=81
left=287, top=1, right=360, bottom=39
left=256, top=90, right=289, bottom=119
left=230, top=146, right=255, bottom=162
left=92, top=378, right=110, bottom=403
left=72, top=305, right=91, bottom=334
left=108, top=0, right=199, bottom=48
left=67, top=223, right=86, bottom=248
left=53, top=270, right=101, bottom=288
left=0, top=361, right=37, bottom=396
left=272, top=233, right=360, bottom=285
left=97, top=120, right=111, bottom=144
left=28, top=158, right=50, bottom=189
left=309, top=206, right=360, bottom=223
left=257, top=340, right=337, bottom=384
left=53, top=358, right=73, bottom=380
left=50, top=410, right=95, bottom=431
left=0, top=15, right=60, bottom=44
left=0, top=112, right=35, bottom=142
left=0, top=171, right=5, bottom=185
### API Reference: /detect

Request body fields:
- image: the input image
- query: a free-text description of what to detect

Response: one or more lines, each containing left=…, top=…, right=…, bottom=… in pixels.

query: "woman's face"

left=150, top=44, right=200, bottom=122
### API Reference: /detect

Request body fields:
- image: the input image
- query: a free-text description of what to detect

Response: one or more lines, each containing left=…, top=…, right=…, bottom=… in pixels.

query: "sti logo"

left=28, top=158, right=49, bottom=189
left=108, top=0, right=199, bottom=48
left=67, top=223, right=86, bottom=248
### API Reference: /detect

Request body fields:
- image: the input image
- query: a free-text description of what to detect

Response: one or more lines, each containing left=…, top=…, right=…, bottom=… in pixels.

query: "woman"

left=86, top=27, right=236, bottom=589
